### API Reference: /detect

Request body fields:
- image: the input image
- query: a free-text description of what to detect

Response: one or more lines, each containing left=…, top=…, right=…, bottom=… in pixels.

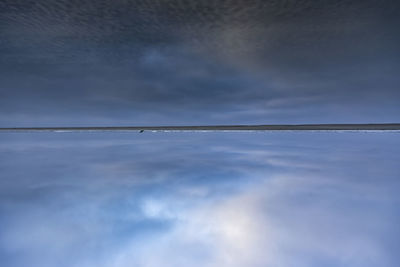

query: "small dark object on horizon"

left=1, top=124, right=400, bottom=133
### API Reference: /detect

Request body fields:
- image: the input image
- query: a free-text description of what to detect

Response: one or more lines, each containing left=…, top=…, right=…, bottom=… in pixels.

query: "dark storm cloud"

left=0, top=0, right=399, bottom=126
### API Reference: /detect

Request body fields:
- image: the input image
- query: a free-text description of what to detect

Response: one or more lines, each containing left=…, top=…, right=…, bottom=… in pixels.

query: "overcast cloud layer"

left=1, top=0, right=399, bottom=126
left=1, top=2, right=399, bottom=267
left=0, top=132, right=399, bottom=267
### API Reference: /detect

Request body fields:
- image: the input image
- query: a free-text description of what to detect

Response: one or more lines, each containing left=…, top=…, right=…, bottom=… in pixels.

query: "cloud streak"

left=0, top=132, right=399, bottom=266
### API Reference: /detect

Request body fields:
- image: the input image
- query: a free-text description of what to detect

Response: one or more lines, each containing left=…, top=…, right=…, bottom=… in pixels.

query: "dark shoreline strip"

left=1, top=124, right=400, bottom=132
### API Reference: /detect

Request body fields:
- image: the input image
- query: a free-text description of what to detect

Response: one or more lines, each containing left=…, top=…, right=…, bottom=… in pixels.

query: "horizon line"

left=1, top=123, right=400, bottom=132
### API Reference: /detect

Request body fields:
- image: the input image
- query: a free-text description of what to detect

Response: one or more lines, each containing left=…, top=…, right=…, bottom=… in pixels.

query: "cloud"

left=97, top=171, right=397, bottom=267
left=0, top=1, right=399, bottom=265
left=0, top=132, right=399, bottom=266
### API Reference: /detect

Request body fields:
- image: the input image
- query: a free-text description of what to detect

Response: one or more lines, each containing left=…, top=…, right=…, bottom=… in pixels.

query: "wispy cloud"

left=0, top=133, right=399, bottom=266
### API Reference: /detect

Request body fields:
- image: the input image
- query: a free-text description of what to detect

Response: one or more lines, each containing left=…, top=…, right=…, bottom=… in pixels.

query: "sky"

left=0, top=132, right=399, bottom=267
left=0, top=1, right=400, bottom=267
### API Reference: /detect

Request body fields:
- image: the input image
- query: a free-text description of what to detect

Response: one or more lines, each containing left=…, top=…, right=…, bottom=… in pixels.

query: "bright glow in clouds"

left=1, top=1, right=399, bottom=266
left=0, top=132, right=399, bottom=267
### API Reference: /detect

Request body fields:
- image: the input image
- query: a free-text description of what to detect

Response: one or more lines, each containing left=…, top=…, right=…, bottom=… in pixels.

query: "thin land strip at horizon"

left=0, top=123, right=400, bottom=132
